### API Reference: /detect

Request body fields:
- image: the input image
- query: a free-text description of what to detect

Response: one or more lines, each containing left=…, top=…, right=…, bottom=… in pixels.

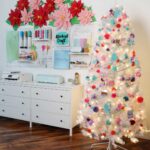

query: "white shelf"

left=32, top=39, right=50, bottom=42
left=69, top=52, right=90, bottom=55
left=70, top=64, right=88, bottom=68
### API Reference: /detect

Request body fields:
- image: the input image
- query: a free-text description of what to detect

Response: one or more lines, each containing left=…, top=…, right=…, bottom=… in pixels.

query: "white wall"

left=0, top=0, right=150, bottom=132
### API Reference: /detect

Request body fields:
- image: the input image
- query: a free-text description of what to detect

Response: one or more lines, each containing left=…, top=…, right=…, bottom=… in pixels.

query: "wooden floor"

left=0, top=117, right=150, bottom=150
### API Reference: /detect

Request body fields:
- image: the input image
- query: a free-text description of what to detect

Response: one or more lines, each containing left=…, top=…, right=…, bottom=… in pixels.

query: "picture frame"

left=55, top=29, right=70, bottom=47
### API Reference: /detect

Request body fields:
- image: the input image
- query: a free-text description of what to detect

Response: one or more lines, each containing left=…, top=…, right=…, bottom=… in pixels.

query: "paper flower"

left=44, top=0, right=55, bottom=13
left=78, top=9, right=93, bottom=25
left=53, top=6, right=72, bottom=29
left=69, top=0, right=84, bottom=17
left=29, top=0, right=40, bottom=10
left=8, top=9, right=21, bottom=26
left=55, top=0, right=64, bottom=6
left=33, top=7, right=48, bottom=27
left=17, top=0, right=29, bottom=10
left=21, top=8, right=32, bottom=24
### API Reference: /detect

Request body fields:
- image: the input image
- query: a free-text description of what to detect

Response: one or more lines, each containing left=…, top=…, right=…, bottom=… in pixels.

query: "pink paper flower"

left=29, top=0, right=40, bottom=10
left=78, top=8, right=94, bottom=25
left=53, top=6, right=72, bottom=29
left=55, top=0, right=64, bottom=7
left=21, top=8, right=32, bottom=24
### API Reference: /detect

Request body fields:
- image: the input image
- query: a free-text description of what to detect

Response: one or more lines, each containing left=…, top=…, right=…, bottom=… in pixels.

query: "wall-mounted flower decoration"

left=6, top=0, right=96, bottom=30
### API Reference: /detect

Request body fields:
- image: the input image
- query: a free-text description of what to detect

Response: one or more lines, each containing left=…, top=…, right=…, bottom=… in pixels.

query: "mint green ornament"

left=92, top=75, right=97, bottom=81
left=126, top=27, right=129, bottom=31
left=124, top=53, right=128, bottom=59
left=112, top=66, right=117, bottom=72
left=111, top=53, right=118, bottom=61
left=99, top=36, right=103, bottom=41
left=135, top=59, right=140, bottom=66
left=110, top=19, right=115, bottom=25
left=106, top=120, right=111, bottom=125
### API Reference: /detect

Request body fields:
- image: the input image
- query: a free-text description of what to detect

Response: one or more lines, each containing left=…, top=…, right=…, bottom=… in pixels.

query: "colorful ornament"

left=111, top=93, right=117, bottom=98
left=84, top=98, right=90, bottom=103
left=111, top=53, right=118, bottom=61
left=104, top=102, right=111, bottom=114
left=130, top=119, right=136, bottom=125
left=93, top=106, right=99, bottom=113
left=123, top=96, right=129, bottom=101
left=106, top=120, right=111, bottom=125
left=127, top=110, right=134, bottom=119
left=104, top=33, right=111, bottom=40
left=137, top=96, right=144, bottom=103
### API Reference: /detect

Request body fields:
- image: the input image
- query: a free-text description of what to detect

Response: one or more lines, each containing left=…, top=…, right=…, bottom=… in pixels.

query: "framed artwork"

left=53, top=49, right=70, bottom=69
left=55, top=30, right=70, bottom=47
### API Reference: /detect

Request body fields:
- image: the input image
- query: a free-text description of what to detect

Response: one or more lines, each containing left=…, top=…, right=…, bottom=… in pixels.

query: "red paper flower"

left=44, top=0, right=55, bottom=14
left=69, top=0, right=84, bottom=17
left=17, top=0, right=29, bottom=10
left=8, top=9, right=21, bottom=26
left=33, top=7, right=48, bottom=27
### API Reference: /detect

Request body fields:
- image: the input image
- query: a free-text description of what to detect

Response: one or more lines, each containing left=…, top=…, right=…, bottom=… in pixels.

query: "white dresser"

left=0, top=80, right=83, bottom=136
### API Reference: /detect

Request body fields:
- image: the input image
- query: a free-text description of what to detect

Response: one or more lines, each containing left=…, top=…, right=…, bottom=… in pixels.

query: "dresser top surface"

left=0, top=80, right=82, bottom=89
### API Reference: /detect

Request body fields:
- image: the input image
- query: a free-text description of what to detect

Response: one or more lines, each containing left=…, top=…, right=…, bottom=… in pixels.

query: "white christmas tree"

left=78, top=5, right=145, bottom=148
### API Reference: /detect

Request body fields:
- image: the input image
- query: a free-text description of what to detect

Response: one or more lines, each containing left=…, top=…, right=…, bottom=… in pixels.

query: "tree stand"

left=91, top=139, right=128, bottom=150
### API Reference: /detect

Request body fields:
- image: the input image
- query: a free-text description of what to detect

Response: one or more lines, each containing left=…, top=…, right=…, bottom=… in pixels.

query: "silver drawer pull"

left=60, top=120, right=63, bottom=123
left=60, top=95, right=63, bottom=98
left=22, top=113, right=25, bottom=116
left=36, top=104, right=39, bottom=107
left=22, top=102, right=24, bottom=105
left=2, top=99, right=5, bottom=102
left=1, top=89, right=4, bottom=91
left=36, top=92, right=39, bottom=95
left=60, top=107, right=63, bottom=110
left=2, top=109, right=5, bottom=112
left=21, top=91, right=24, bottom=94
left=36, top=115, right=39, bottom=118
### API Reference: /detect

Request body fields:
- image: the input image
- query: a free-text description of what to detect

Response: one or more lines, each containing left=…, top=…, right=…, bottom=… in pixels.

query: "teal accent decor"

left=55, top=31, right=69, bottom=46
left=6, top=31, right=19, bottom=62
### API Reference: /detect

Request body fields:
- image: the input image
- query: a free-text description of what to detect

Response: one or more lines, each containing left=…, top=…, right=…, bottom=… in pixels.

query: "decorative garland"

left=6, top=0, right=96, bottom=30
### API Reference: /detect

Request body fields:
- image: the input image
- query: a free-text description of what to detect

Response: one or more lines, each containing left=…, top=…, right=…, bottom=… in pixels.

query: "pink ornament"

left=116, top=117, right=121, bottom=125
left=122, top=13, right=127, bottom=19
left=21, top=8, right=32, bottom=24
left=85, top=98, right=90, bottom=103
left=108, top=80, right=115, bottom=86
left=135, top=70, right=141, bottom=77
left=117, top=103, right=124, bottom=111
left=53, top=5, right=72, bottom=29
left=101, top=55, right=107, bottom=61
left=78, top=8, right=93, bottom=25
left=111, top=93, right=117, bottom=98
left=29, top=0, right=40, bottom=10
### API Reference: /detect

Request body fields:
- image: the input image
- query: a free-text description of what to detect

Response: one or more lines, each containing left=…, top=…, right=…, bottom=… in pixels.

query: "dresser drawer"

left=32, top=100, right=70, bottom=115
left=31, top=88, right=71, bottom=103
left=32, top=111, right=70, bottom=129
left=0, top=106, right=30, bottom=121
left=0, top=95, right=30, bottom=109
left=0, top=85, right=30, bottom=97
